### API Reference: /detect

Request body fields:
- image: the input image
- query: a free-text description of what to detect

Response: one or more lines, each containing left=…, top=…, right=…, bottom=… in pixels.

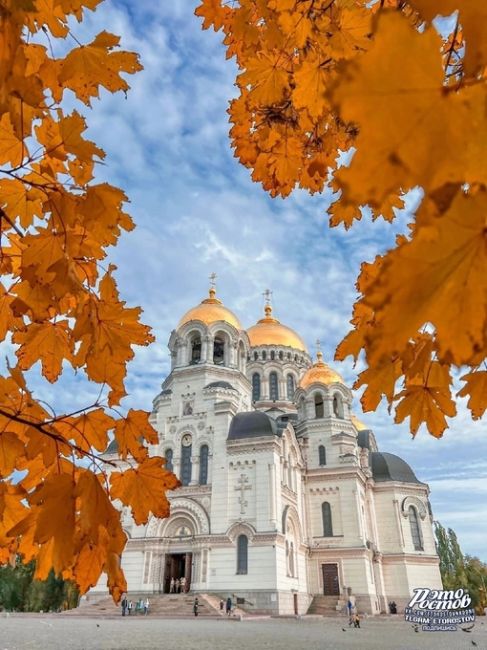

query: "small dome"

left=228, top=411, right=278, bottom=440
left=299, top=352, right=343, bottom=388
left=370, top=452, right=422, bottom=484
left=178, top=288, right=242, bottom=330
left=247, top=304, right=307, bottom=352
left=351, top=414, right=368, bottom=431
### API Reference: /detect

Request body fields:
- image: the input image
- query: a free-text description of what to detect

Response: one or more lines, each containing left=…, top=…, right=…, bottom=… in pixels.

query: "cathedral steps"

left=61, top=593, right=224, bottom=619
left=307, top=595, right=341, bottom=616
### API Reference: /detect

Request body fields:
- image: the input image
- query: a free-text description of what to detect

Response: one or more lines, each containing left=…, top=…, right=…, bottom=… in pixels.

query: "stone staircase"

left=307, top=595, right=341, bottom=616
left=61, top=593, right=223, bottom=619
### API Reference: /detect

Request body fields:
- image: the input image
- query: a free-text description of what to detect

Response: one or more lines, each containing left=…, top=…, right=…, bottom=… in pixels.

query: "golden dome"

left=351, top=414, right=368, bottom=431
left=178, top=288, right=242, bottom=330
left=247, top=305, right=308, bottom=352
left=299, top=352, right=343, bottom=388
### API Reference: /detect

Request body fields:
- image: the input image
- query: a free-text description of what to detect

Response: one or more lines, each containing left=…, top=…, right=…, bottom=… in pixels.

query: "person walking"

left=144, top=597, right=150, bottom=615
left=347, top=599, right=353, bottom=626
left=128, top=600, right=133, bottom=616
left=193, top=597, right=199, bottom=617
left=219, top=599, right=224, bottom=613
left=121, top=596, right=127, bottom=617
left=170, top=577, right=175, bottom=593
left=226, top=596, right=232, bottom=616
left=175, top=578, right=180, bottom=594
left=180, top=576, right=186, bottom=593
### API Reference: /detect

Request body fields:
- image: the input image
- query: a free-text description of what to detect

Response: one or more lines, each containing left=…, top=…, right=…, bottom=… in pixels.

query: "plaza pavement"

left=0, top=615, right=486, bottom=650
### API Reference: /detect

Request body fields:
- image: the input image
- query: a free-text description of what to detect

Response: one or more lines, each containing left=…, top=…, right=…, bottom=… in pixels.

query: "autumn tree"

left=0, top=0, right=179, bottom=601
left=195, top=0, right=487, bottom=438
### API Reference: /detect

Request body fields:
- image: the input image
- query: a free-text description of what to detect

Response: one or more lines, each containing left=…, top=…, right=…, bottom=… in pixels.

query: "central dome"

left=247, top=305, right=308, bottom=352
left=178, top=288, right=242, bottom=330
left=299, top=352, right=343, bottom=388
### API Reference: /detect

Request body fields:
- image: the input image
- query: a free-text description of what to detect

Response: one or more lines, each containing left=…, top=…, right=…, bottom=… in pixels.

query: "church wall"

left=207, top=544, right=277, bottom=591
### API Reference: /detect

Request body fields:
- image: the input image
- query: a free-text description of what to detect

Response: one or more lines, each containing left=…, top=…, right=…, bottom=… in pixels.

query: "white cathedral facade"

left=99, top=286, right=442, bottom=615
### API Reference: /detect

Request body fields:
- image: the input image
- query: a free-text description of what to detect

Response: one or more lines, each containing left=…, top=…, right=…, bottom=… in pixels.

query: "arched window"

left=252, top=373, right=261, bottom=402
left=279, top=351, right=283, bottom=360
left=190, top=334, right=201, bottom=364
left=294, top=354, right=298, bottom=362
left=237, top=534, right=248, bottom=574
left=333, top=394, right=344, bottom=418
left=180, top=439, right=192, bottom=486
left=269, top=372, right=279, bottom=400
left=322, top=502, right=333, bottom=537
left=270, top=350, right=275, bottom=360
left=314, top=393, right=324, bottom=418
left=262, top=350, right=267, bottom=360
left=409, top=506, right=423, bottom=551
left=254, top=351, right=258, bottom=361
left=164, top=448, right=173, bottom=473
left=318, top=445, right=326, bottom=466
left=199, top=444, right=209, bottom=485
left=286, top=374, right=295, bottom=400
left=287, top=352, right=291, bottom=360
left=213, top=336, right=225, bottom=365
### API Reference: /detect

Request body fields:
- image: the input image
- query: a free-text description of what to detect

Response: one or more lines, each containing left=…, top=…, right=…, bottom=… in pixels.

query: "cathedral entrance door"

left=322, top=564, right=339, bottom=596
left=163, top=553, right=193, bottom=593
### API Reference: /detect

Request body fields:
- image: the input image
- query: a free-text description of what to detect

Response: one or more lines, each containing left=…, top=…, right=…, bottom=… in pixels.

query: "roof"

left=178, top=289, right=242, bottom=330
left=227, top=411, right=278, bottom=441
left=204, top=381, right=236, bottom=390
left=370, top=452, right=423, bottom=484
left=247, top=305, right=308, bottom=352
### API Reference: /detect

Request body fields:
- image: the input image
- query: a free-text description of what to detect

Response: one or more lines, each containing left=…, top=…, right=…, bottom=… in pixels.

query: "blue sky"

left=17, top=1, right=487, bottom=559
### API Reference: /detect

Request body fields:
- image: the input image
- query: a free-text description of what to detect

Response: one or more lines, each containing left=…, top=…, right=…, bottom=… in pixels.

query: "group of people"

left=121, top=596, right=150, bottom=616
left=169, top=576, right=186, bottom=593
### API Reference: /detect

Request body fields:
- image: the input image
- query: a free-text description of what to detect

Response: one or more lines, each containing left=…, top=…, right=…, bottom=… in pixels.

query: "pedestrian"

left=353, top=613, right=361, bottom=628
left=180, top=576, right=186, bottom=593
left=175, top=578, right=180, bottom=593
left=226, top=596, right=232, bottom=616
left=170, top=577, right=175, bottom=593
left=121, top=596, right=127, bottom=617
left=144, top=597, right=150, bottom=615
left=193, top=597, right=199, bottom=617
left=347, top=599, right=353, bottom=626
left=219, top=599, right=224, bottom=612
left=128, top=600, right=133, bottom=616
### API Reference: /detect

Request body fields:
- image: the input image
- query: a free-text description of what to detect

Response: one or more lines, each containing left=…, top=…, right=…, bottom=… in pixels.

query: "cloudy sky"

left=23, top=1, right=487, bottom=559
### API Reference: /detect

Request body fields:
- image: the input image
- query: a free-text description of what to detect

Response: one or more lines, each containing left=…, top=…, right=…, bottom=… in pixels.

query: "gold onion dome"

left=178, top=288, right=242, bottom=330
left=299, top=351, right=343, bottom=388
left=247, top=304, right=308, bottom=352
left=351, top=414, right=368, bottom=431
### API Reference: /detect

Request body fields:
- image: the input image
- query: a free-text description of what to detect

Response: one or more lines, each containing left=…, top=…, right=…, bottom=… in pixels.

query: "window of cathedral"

left=322, top=502, right=333, bottom=537
left=279, top=351, right=283, bottom=360
left=213, top=336, right=225, bottom=365
left=190, top=334, right=201, bottom=364
left=269, top=372, right=279, bottom=400
left=287, top=352, right=291, bottom=360
left=408, top=506, right=423, bottom=551
left=318, top=445, right=326, bottom=466
left=254, top=351, right=258, bottom=361
left=164, top=448, right=173, bottom=473
left=199, top=444, right=209, bottom=485
left=314, top=393, right=324, bottom=419
left=237, top=534, right=248, bottom=574
left=294, top=354, right=298, bottom=362
left=262, top=350, right=267, bottom=360
left=252, top=373, right=261, bottom=402
left=270, top=350, right=275, bottom=360
left=287, top=454, right=292, bottom=487
left=333, top=394, right=344, bottom=418
left=286, top=374, right=295, bottom=400
left=180, top=437, right=192, bottom=486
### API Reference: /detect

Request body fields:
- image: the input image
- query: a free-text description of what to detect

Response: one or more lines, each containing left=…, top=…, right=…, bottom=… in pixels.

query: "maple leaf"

left=110, top=457, right=180, bottom=526
left=0, top=114, right=25, bottom=166
left=292, top=55, right=331, bottom=119
left=113, top=409, right=158, bottom=461
left=0, top=432, right=25, bottom=476
left=194, top=0, right=229, bottom=32
left=14, top=320, right=74, bottom=382
left=458, top=371, right=487, bottom=420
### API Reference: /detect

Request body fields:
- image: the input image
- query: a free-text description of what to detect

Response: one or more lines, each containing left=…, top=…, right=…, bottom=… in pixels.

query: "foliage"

left=0, top=557, right=78, bottom=612
left=195, top=0, right=487, bottom=438
left=434, top=523, right=487, bottom=613
left=0, top=0, right=179, bottom=601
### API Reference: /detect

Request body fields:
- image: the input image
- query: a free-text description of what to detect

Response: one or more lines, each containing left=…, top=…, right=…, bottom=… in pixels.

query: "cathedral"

left=98, top=284, right=442, bottom=615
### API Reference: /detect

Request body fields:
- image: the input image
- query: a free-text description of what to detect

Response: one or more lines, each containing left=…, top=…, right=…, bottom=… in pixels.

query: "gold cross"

left=263, top=289, right=273, bottom=305
left=209, top=272, right=217, bottom=289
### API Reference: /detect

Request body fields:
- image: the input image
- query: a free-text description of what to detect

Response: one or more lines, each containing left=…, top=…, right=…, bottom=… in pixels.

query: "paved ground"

left=0, top=615, right=486, bottom=650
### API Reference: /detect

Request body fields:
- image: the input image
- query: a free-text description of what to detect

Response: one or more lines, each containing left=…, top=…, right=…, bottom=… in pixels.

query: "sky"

left=18, top=1, right=487, bottom=559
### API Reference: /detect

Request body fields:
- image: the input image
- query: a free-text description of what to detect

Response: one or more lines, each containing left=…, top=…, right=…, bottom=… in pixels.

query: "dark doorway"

left=293, top=593, right=298, bottom=615
left=164, top=553, right=192, bottom=593
left=322, top=563, right=339, bottom=596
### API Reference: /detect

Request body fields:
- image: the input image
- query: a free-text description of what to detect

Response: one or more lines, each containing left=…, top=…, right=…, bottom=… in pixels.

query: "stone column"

left=268, top=462, right=277, bottom=528
left=191, top=455, right=200, bottom=485
left=173, top=455, right=181, bottom=482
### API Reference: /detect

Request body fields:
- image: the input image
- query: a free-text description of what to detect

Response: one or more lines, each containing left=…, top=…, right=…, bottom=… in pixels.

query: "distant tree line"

left=435, top=522, right=487, bottom=614
left=0, top=558, right=79, bottom=612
